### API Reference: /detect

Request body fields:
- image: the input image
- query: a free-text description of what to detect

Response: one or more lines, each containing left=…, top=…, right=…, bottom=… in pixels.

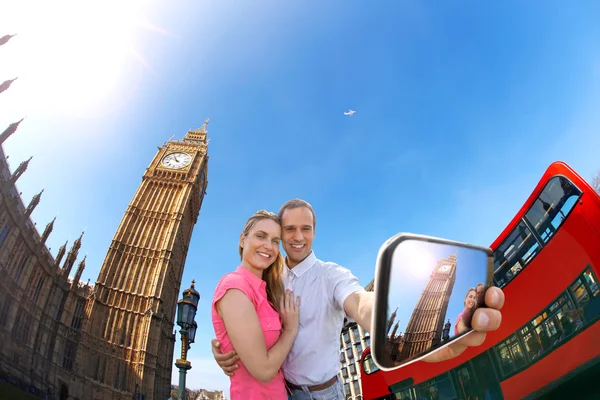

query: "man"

left=212, top=199, right=505, bottom=399
left=476, top=282, right=485, bottom=305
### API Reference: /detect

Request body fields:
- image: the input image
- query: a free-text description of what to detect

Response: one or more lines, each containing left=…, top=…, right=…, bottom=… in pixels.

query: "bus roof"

left=489, top=161, right=594, bottom=250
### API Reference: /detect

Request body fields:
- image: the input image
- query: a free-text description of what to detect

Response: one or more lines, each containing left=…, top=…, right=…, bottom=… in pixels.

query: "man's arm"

left=343, top=290, right=374, bottom=333
left=329, top=263, right=371, bottom=331
left=211, top=339, right=239, bottom=377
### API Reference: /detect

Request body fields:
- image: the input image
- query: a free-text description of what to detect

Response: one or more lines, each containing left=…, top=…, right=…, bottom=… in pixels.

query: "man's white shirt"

left=281, top=251, right=365, bottom=386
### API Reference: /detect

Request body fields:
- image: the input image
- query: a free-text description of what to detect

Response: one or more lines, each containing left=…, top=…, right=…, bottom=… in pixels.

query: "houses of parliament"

left=0, top=34, right=209, bottom=400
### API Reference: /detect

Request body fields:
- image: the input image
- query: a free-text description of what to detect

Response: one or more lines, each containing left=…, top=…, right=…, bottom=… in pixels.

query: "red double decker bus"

left=359, top=161, right=600, bottom=400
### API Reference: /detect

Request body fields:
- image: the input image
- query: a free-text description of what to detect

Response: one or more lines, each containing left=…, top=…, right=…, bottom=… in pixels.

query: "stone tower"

left=83, top=121, right=210, bottom=400
left=399, top=254, right=457, bottom=360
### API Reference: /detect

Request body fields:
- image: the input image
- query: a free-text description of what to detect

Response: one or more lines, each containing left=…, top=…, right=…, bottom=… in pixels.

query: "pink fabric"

left=454, top=308, right=473, bottom=336
left=212, top=266, right=287, bottom=400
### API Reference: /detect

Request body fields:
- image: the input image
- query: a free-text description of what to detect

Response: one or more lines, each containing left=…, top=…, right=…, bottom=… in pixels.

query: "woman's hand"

left=279, top=289, right=300, bottom=334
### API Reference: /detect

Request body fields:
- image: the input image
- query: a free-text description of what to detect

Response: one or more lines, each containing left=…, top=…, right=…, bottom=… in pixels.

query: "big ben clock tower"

left=84, top=120, right=210, bottom=400
left=399, top=254, right=457, bottom=360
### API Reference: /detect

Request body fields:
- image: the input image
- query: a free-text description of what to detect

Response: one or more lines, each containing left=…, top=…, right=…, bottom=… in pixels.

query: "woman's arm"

left=217, top=289, right=299, bottom=383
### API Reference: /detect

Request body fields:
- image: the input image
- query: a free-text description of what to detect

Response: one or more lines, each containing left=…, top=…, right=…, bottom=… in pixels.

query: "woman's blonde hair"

left=239, top=210, right=285, bottom=313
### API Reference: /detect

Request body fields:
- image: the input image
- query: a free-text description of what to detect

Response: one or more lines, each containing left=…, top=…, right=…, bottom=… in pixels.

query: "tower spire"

left=25, top=188, right=44, bottom=217
left=183, top=117, right=210, bottom=144
left=1, top=118, right=25, bottom=145
left=54, top=240, right=68, bottom=269
left=72, top=254, right=87, bottom=288
left=9, top=156, right=32, bottom=185
left=41, top=216, right=57, bottom=244
left=0, top=77, right=18, bottom=95
left=62, top=231, right=84, bottom=277
left=193, top=118, right=209, bottom=134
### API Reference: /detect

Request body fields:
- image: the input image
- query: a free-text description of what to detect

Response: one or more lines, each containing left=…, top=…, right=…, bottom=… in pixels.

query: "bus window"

left=493, top=221, right=540, bottom=287
left=582, top=269, right=599, bottom=296
left=578, top=267, right=600, bottom=324
left=455, top=365, right=480, bottom=397
left=524, top=176, right=582, bottom=243
left=548, top=293, right=569, bottom=313
left=569, top=278, right=591, bottom=308
left=519, top=325, right=542, bottom=361
left=391, top=387, right=414, bottom=400
left=362, top=353, right=379, bottom=375
left=469, top=352, right=504, bottom=400
left=415, top=373, right=457, bottom=400
left=494, top=334, right=527, bottom=377
left=521, top=287, right=582, bottom=358
left=544, top=293, right=578, bottom=342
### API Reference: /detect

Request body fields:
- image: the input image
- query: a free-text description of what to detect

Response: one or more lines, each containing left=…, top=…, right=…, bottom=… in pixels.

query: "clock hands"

left=162, top=152, right=191, bottom=169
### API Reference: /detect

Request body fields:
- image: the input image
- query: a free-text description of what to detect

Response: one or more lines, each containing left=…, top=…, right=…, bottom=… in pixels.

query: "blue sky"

left=1, top=0, right=600, bottom=397
left=387, top=240, right=490, bottom=350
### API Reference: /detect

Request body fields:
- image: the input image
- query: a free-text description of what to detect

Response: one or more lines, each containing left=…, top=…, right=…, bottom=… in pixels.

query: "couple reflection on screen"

left=454, top=283, right=485, bottom=336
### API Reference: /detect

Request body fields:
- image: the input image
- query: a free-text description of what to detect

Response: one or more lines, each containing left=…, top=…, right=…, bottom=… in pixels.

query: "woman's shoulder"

left=213, top=271, right=256, bottom=302
left=214, top=271, right=250, bottom=291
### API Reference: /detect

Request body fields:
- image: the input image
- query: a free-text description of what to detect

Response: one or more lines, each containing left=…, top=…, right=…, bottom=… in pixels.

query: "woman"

left=455, top=287, right=477, bottom=335
left=212, top=210, right=300, bottom=399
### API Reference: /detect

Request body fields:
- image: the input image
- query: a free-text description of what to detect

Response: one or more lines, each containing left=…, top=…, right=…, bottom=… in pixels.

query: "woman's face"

left=241, top=219, right=281, bottom=271
left=464, top=290, right=477, bottom=310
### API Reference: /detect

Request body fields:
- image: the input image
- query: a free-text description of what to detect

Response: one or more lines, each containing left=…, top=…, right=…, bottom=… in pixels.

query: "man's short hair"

left=278, top=198, right=316, bottom=229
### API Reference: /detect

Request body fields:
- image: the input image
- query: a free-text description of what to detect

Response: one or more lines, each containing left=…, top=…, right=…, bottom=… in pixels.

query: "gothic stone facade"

left=0, top=117, right=209, bottom=400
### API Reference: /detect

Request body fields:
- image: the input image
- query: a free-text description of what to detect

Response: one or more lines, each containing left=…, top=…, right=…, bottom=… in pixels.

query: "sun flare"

left=1, top=0, right=168, bottom=117
left=394, top=240, right=438, bottom=281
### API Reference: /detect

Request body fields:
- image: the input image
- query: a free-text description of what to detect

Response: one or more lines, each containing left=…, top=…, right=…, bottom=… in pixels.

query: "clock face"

left=162, top=152, right=192, bottom=169
left=439, top=264, right=451, bottom=273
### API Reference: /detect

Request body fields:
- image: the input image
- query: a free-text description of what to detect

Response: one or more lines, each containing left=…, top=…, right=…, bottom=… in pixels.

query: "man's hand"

left=423, top=287, right=505, bottom=363
left=211, top=339, right=240, bottom=376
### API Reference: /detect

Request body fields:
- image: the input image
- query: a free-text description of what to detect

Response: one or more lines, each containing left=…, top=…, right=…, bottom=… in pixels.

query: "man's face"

left=281, top=206, right=314, bottom=267
left=476, top=285, right=485, bottom=303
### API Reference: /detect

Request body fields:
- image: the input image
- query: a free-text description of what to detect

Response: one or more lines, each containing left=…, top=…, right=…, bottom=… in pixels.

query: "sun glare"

left=394, top=240, right=438, bottom=281
left=0, top=0, right=166, bottom=118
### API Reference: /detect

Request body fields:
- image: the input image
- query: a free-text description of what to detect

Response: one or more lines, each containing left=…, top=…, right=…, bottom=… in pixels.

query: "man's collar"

left=235, top=265, right=266, bottom=290
left=286, top=251, right=317, bottom=277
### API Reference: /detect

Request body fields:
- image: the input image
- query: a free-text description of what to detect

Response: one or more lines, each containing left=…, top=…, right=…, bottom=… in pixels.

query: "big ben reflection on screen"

left=372, top=234, right=494, bottom=370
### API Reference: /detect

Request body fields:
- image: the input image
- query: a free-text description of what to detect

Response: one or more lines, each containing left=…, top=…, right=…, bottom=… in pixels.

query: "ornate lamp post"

left=175, top=280, right=200, bottom=400
left=442, top=319, right=451, bottom=342
left=188, top=320, right=198, bottom=349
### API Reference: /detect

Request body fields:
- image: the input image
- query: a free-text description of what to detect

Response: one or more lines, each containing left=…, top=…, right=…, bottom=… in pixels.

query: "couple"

left=455, top=283, right=486, bottom=335
left=211, top=199, right=506, bottom=399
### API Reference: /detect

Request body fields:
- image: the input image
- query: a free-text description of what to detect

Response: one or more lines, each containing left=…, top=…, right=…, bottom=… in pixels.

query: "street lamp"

left=442, top=319, right=451, bottom=342
left=175, top=280, right=200, bottom=400
left=188, top=320, right=198, bottom=350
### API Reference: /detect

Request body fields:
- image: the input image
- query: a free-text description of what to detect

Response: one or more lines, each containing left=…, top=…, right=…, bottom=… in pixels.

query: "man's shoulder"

left=314, top=258, right=349, bottom=272
left=313, top=258, right=358, bottom=281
